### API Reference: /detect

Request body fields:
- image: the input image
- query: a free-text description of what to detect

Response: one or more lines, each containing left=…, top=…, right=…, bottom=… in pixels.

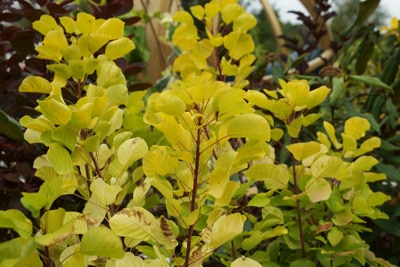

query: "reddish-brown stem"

left=291, top=155, right=307, bottom=258
left=184, top=128, right=202, bottom=267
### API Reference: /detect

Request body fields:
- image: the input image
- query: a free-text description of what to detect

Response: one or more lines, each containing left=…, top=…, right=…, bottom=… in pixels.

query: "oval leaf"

left=81, top=226, right=124, bottom=259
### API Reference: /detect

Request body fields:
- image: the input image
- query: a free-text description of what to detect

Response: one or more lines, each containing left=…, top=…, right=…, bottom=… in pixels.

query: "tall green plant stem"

left=291, top=154, right=307, bottom=258
left=184, top=127, right=202, bottom=267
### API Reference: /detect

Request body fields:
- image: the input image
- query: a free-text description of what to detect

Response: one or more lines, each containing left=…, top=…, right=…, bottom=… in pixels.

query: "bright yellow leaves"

left=278, top=79, right=331, bottom=111
left=381, top=17, right=399, bottom=40
left=19, top=76, right=52, bottom=94
left=172, top=0, right=257, bottom=85
left=320, top=117, right=381, bottom=158
left=33, top=12, right=135, bottom=64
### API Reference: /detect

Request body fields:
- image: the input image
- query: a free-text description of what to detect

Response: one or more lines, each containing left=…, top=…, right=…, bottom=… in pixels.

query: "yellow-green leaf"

left=327, top=227, right=343, bottom=246
left=59, top=16, right=76, bottom=34
left=190, top=5, right=205, bottom=21
left=307, top=85, right=330, bottom=109
left=105, top=37, right=136, bottom=60
left=154, top=90, right=186, bottom=116
left=208, top=168, right=230, bottom=198
left=97, top=18, right=125, bottom=39
left=231, top=257, right=262, bottom=267
left=76, top=12, right=95, bottom=34
left=91, top=179, right=122, bottom=206
left=311, top=156, right=345, bottom=179
left=228, top=114, right=270, bottom=141
left=117, top=137, right=148, bottom=168
left=81, top=226, right=124, bottom=259
left=109, top=207, right=176, bottom=249
left=287, top=117, right=302, bottom=138
left=224, top=32, right=254, bottom=60
left=233, top=13, right=257, bottom=32
left=32, top=14, right=62, bottom=35
left=0, top=210, right=32, bottom=239
left=332, top=208, right=353, bottom=226
left=47, top=143, right=74, bottom=174
left=323, top=121, right=342, bottom=149
left=38, top=98, right=72, bottom=125
left=353, top=156, right=379, bottom=172
left=209, top=213, right=246, bottom=248
left=96, top=61, right=126, bottom=87
left=244, top=163, right=289, bottom=190
left=221, top=3, right=245, bottom=24
left=287, top=141, right=322, bottom=161
left=35, top=218, right=75, bottom=246
left=19, top=76, right=52, bottom=94
left=305, top=178, right=332, bottom=203
left=173, top=11, right=194, bottom=24
left=344, top=117, right=370, bottom=139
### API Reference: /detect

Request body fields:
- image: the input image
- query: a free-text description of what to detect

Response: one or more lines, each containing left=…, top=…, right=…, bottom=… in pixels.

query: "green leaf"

left=263, top=226, right=288, bottom=240
left=21, top=177, right=77, bottom=218
left=327, top=227, right=343, bottom=247
left=19, top=76, right=52, bottom=94
left=290, top=259, right=316, bottom=267
left=242, top=232, right=263, bottom=250
left=355, top=41, right=374, bottom=75
left=349, top=75, right=392, bottom=91
left=227, top=114, right=270, bottom=141
left=247, top=193, right=271, bottom=207
left=231, top=257, right=262, bottom=267
left=47, top=143, right=74, bottom=174
left=355, top=0, right=380, bottom=25
left=0, top=109, right=25, bottom=142
left=0, top=210, right=32, bottom=239
left=105, top=37, right=136, bottom=60
left=332, top=208, right=353, bottom=226
left=330, top=77, right=344, bottom=104
left=375, top=163, right=400, bottom=182
left=81, top=226, right=124, bottom=259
